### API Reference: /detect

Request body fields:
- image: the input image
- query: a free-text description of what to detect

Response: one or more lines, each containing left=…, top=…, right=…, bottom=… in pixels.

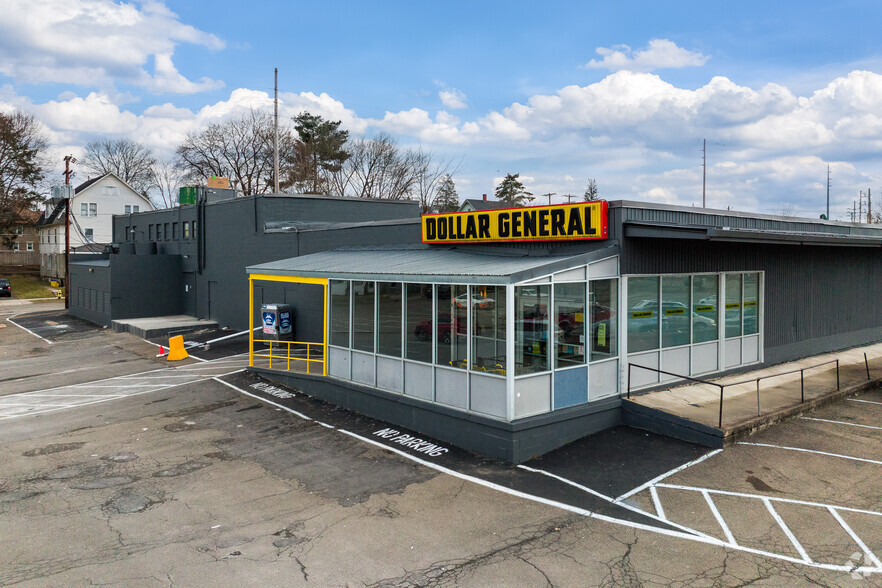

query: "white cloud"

left=439, top=88, right=468, bottom=109
left=0, top=0, right=224, bottom=94
left=584, top=39, right=709, bottom=72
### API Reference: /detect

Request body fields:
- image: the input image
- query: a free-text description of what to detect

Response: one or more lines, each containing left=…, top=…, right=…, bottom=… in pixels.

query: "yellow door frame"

left=249, top=273, right=329, bottom=375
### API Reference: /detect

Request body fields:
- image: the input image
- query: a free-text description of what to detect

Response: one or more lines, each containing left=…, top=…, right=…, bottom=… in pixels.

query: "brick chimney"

left=482, top=193, right=487, bottom=201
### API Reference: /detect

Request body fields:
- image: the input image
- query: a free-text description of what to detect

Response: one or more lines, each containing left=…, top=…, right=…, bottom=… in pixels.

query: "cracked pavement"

left=1, top=308, right=880, bottom=586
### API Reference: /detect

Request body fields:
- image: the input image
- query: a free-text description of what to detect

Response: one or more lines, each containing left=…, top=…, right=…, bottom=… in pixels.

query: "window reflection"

left=330, top=280, right=350, bottom=347
left=590, top=279, right=618, bottom=361
left=725, top=274, right=742, bottom=339
left=515, top=285, right=550, bottom=375
left=436, top=284, right=467, bottom=369
left=471, top=285, right=505, bottom=374
left=627, top=276, right=659, bottom=353
left=692, top=274, right=718, bottom=344
left=555, top=283, right=585, bottom=368
left=352, top=281, right=375, bottom=352
left=661, top=275, right=691, bottom=348
left=377, top=282, right=402, bottom=357
left=405, top=283, right=432, bottom=362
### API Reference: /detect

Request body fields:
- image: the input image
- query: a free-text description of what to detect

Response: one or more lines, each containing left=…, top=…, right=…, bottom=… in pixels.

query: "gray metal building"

left=245, top=200, right=882, bottom=462
left=68, top=193, right=421, bottom=336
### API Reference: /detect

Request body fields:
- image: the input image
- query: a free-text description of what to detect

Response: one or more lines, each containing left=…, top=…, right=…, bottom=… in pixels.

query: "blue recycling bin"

left=261, top=303, right=294, bottom=341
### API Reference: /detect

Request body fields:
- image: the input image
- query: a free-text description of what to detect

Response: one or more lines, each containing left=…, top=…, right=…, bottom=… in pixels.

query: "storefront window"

left=590, top=279, right=618, bottom=361
left=627, top=276, right=659, bottom=353
left=405, top=283, right=433, bottom=363
left=352, top=281, right=375, bottom=352
left=377, top=282, right=402, bottom=357
left=725, top=274, right=742, bottom=338
left=692, top=274, right=719, bottom=344
left=743, top=273, right=759, bottom=335
left=661, top=275, right=691, bottom=348
left=471, top=285, right=505, bottom=374
left=330, top=280, right=350, bottom=347
left=436, top=284, right=467, bottom=369
left=515, top=285, right=550, bottom=375
left=555, top=283, right=585, bottom=368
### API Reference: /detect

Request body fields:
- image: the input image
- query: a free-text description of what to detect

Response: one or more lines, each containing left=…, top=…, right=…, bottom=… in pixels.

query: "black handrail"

left=626, top=357, right=843, bottom=429
left=627, top=363, right=726, bottom=427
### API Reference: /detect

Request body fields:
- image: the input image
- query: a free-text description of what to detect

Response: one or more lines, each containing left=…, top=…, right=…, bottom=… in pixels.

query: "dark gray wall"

left=70, top=263, right=111, bottom=326
left=110, top=254, right=183, bottom=320
left=71, top=194, right=421, bottom=334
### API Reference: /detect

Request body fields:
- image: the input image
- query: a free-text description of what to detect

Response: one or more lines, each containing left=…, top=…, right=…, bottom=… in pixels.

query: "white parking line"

left=5, top=317, right=53, bottom=344
left=828, top=507, right=882, bottom=568
left=213, top=376, right=882, bottom=576
left=650, top=486, right=666, bottom=520
left=615, top=449, right=723, bottom=502
left=849, top=398, right=882, bottom=406
left=763, top=498, right=811, bottom=563
left=800, top=417, right=882, bottom=431
left=738, top=442, right=882, bottom=465
left=703, top=490, right=737, bottom=546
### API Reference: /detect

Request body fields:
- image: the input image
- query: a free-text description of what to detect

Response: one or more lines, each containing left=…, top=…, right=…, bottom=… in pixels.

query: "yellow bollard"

left=166, top=335, right=189, bottom=361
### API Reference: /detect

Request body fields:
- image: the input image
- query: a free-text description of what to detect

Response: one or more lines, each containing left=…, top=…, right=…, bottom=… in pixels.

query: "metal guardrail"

left=252, top=339, right=325, bottom=374
left=627, top=357, right=844, bottom=428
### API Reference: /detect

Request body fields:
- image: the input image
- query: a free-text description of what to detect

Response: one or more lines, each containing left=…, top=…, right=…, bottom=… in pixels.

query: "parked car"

left=453, top=293, right=495, bottom=309
left=413, top=314, right=466, bottom=343
left=0, top=278, right=10, bottom=298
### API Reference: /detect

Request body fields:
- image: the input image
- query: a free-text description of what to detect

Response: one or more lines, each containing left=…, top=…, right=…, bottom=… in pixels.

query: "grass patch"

left=4, top=275, right=55, bottom=299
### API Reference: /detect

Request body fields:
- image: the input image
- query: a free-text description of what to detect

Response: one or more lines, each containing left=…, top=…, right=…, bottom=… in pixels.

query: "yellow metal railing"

left=252, top=339, right=326, bottom=374
left=248, top=274, right=329, bottom=376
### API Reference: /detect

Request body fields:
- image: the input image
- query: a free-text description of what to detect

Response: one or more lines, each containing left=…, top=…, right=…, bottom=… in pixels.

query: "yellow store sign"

left=422, top=201, right=609, bottom=244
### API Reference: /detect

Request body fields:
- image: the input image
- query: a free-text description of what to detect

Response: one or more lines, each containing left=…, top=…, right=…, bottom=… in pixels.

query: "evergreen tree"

left=433, top=175, right=459, bottom=212
left=584, top=178, right=599, bottom=201
left=290, top=112, right=349, bottom=194
left=494, top=173, right=533, bottom=206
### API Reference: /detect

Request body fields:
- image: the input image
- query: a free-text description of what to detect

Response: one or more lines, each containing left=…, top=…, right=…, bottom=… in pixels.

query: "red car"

left=413, top=314, right=466, bottom=343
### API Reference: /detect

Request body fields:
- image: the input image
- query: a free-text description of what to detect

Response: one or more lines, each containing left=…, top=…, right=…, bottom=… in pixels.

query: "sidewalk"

left=624, top=340, right=882, bottom=446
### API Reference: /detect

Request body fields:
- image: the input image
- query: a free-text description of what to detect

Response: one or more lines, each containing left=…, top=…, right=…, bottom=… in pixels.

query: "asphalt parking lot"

left=1, top=307, right=880, bottom=586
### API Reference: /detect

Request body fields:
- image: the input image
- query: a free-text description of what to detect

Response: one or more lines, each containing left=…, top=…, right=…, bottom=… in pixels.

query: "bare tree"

left=413, top=150, right=462, bottom=213
left=175, top=110, right=294, bottom=196
left=329, top=133, right=422, bottom=200
left=778, top=202, right=799, bottom=217
left=82, top=138, right=156, bottom=194
left=0, top=111, right=47, bottom=247
left=149, top=160, right=185, bottom=209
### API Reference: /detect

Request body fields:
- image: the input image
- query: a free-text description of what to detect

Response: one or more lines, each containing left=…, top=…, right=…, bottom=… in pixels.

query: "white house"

left=37, top=172, right=154, bottom=281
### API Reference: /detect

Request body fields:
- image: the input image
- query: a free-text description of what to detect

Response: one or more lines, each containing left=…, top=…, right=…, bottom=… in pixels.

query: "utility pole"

left=542, top=192, right=556, bottom=206
left=859, top=191, right=864, bottom=222
left=702, top=138, right=707, bottom=208
left=825, top=164, right=830, bottom=219
left=867, top=188, right=872, bottom=224
left=273, top=68, right=280, bottom=194
left=63, top=155, right=76, bottom=309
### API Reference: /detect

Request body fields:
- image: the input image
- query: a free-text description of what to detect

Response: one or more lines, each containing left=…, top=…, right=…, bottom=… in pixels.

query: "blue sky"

left=2, top=0, right=882, bottom=219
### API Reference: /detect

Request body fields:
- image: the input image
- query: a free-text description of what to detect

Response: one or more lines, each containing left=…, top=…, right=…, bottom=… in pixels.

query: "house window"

left=12, top=243, right=19, bottom=251
left=183, top=221, right=190, bottom=239
left=172, top=222, right=178, bottom=239
left=81, top=203, right=88, bottom=216
left=84, top=228, right=94, bottom=242
left=15, top=225, right=23, bottom=235
left=26, top=242, right=33, bottom=251
left=124, top=205, right=140, bottom=214
left=149, top=225, right=155, bottom=240
left=90, top=203, right=97, bottom=216
left=102, top=186, right=119, bottom=196
left=164, top=223, right=170, bottom=240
